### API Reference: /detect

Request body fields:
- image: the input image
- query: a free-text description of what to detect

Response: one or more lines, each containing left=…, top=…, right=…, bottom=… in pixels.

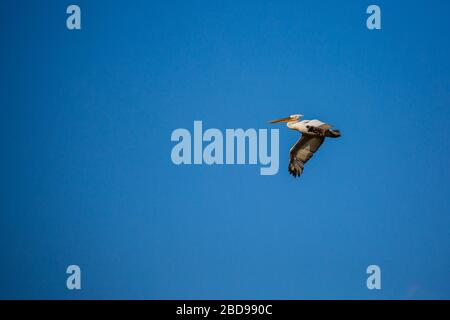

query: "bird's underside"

left=288, top=126, right=341, bottom=178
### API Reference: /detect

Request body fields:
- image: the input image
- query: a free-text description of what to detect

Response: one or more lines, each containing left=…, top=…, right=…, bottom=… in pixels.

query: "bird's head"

left=269, top=114, right=302, bottom=124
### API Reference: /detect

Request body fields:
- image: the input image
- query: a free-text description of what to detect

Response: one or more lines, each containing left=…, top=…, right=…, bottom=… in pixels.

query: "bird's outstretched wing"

left=288, top=134, right=324, bottom=177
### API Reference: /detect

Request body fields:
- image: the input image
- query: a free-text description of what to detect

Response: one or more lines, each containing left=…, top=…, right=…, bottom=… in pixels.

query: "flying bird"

left=269, top=114, right=341, bottom=177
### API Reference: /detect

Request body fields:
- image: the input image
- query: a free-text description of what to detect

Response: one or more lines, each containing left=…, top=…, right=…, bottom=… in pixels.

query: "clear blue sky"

left=1, top=0, right=449, bottom=299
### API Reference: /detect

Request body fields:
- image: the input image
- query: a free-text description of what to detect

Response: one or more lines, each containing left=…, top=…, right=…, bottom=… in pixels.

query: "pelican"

left=269, top=114, right=341, bottom=177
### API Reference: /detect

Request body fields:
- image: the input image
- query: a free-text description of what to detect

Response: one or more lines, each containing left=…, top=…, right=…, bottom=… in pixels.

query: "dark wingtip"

left=288, top=168, right=300, bottom=178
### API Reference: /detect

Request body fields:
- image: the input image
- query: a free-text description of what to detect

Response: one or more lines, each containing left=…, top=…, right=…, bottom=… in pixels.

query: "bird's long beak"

left=269, top=116, right=291, bottom=124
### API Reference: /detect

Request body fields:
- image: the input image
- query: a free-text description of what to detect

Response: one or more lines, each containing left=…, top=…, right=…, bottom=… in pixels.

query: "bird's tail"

left=325, top=129, right=341, bottom=138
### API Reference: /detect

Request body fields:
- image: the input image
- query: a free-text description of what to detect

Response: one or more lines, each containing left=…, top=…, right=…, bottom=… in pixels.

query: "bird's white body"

left=287, top=119, right=326, bottom=135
